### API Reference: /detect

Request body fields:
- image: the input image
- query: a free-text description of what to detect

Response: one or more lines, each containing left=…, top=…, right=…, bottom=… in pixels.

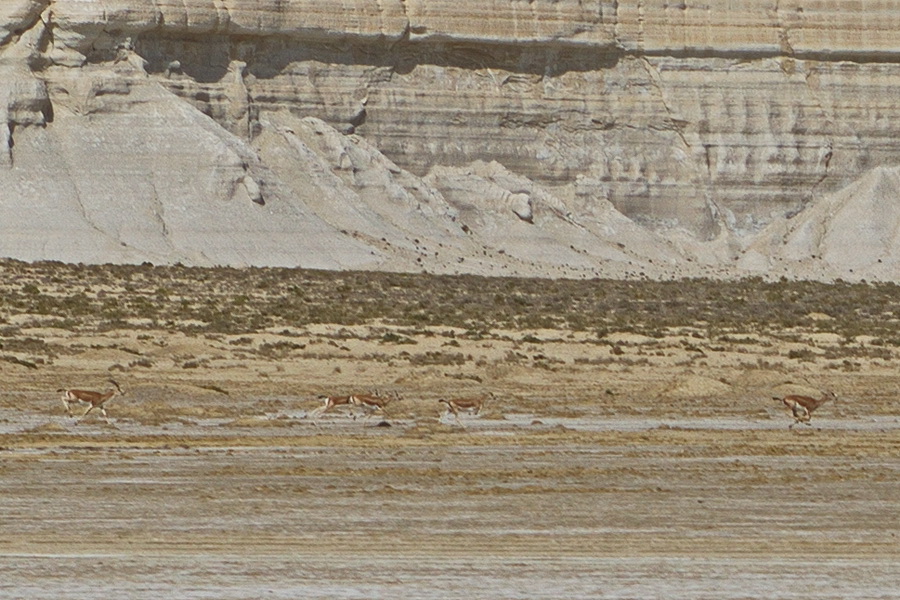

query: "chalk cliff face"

left=3, top=1, right=900, bottom=280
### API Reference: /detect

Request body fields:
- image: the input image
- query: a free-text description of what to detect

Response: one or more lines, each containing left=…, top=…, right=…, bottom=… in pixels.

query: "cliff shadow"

left=135, top=33, right=623, bottom=83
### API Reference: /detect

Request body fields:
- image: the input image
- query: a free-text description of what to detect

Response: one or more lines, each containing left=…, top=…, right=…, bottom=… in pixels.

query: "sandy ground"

left=1, top=319, right=899, bottom=598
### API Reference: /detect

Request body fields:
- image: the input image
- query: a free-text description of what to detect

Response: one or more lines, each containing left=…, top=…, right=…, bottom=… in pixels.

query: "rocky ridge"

left=3, top=1, right=900, bottom=281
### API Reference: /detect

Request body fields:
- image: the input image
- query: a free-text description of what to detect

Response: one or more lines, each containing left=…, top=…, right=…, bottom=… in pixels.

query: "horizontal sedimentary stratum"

left=3, top=2, right=900, bottom=281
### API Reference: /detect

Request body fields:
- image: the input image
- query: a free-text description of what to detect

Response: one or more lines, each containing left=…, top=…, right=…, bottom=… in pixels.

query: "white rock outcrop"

left=3, top=1, right=900, bottom=280
left=741, top=166, right=900, bottom=281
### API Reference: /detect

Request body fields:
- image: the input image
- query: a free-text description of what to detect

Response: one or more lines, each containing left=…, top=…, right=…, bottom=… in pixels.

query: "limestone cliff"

left=2, top=1, right=900, bottom=280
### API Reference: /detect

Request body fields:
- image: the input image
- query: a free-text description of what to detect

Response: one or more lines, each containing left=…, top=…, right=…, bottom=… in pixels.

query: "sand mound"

left=666, top=374, right=732, bottom=399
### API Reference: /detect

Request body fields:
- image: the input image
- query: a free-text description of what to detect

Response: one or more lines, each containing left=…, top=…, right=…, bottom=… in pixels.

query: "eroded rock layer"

left=3, top=1, right=900, bottom=280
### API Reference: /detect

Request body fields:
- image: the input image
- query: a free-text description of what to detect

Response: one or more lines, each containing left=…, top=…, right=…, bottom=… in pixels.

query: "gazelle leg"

left=309, top=401, right=332, bottom=420
left=79, top=404, right=95, bottom=422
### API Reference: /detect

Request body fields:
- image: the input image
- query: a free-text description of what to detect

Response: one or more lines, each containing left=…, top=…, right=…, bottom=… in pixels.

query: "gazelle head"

left=109, top=379, right=124, bottom=395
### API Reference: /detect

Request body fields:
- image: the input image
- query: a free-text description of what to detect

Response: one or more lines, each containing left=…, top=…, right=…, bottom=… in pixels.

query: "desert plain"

left=0, top=260, right=898, bottom=598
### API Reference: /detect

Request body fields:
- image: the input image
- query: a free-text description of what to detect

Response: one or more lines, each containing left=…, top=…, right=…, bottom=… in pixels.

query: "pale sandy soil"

left=1, top=267, right=899, bottom=598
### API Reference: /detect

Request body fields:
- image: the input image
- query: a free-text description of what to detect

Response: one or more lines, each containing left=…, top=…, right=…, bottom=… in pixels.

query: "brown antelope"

left=58, top=380, right=124, bottom=423
left=774, top=390, right=836, bottom=428
left=309, top=395, right=354, bottom=420
left=350, top=391, right=400, bottom=420
left=438, top=393, right=493, bottom=426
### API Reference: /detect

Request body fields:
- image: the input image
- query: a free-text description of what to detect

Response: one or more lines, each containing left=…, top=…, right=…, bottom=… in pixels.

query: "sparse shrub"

left=787, top=348, right=816, bottom=361
left=258, top=341, right=305, bottom=358
left=380, top=332, right=416, bottom=345
left=407, top=351, right=468, bottom=366
left=4, top=261, right=900, bottom=347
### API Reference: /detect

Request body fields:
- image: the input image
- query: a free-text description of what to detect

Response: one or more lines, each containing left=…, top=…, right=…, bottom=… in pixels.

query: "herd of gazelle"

left=309, top=391, right=493, bottom=426
left=56, top=380, right=837, bottom=429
